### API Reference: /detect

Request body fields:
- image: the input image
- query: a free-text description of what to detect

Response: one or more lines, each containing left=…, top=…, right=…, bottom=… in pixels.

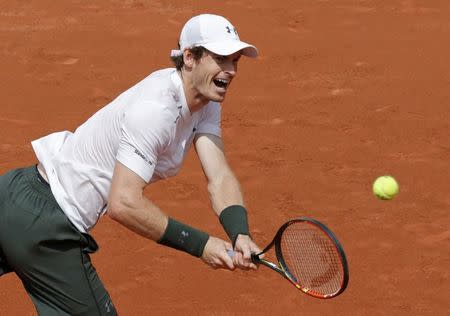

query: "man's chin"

left=209, top=92, right=226, bottom=102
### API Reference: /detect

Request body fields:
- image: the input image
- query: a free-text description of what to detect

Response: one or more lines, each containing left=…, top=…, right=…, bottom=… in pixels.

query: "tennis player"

left=0, top=14, right=260, bottom=315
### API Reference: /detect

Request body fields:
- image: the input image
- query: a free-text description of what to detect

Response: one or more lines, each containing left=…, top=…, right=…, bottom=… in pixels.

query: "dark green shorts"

left=0, top=165, right=117, bottom=315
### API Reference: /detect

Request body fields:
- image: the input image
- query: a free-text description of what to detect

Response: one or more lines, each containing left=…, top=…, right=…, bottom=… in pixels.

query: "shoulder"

left=197, top=101, right=221, bottom=122
left=125, top=68, right=182, bottom=124
left=124, top=102, right=178, bottom=132
left=201, top=101, right=221, bottom=116
left=138, top=68, right=180, bottom=104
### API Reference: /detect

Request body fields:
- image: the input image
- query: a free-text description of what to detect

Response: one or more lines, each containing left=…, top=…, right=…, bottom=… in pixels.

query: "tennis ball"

left=372, top=176, right=399, bottom=200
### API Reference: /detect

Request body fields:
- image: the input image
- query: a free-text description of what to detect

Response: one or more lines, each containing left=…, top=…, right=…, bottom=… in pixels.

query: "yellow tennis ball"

left=372, top=176, right=399, bottom=200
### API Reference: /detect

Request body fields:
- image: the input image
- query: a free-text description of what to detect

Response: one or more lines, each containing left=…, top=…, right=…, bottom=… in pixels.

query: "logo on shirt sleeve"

left=134, top=148, right=153, bottom=166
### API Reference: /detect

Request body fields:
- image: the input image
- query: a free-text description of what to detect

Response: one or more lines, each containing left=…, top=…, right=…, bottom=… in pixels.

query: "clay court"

left=1, top=0, right=449, bottom=315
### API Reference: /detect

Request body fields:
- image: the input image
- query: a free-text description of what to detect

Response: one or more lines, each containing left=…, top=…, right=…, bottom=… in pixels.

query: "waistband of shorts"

left=23, top=165, right=59, bottom=205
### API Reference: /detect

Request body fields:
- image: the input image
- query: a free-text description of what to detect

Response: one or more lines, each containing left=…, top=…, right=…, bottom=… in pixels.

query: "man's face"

left=191, top=49, right=241, bottom=103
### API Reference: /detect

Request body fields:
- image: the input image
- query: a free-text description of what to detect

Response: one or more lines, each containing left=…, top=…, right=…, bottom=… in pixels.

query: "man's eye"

left=215, top=56, right=227, bottom=63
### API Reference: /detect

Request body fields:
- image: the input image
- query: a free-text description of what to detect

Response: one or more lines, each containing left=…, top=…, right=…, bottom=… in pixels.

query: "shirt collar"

left=171, top=69, right=192, bottom=119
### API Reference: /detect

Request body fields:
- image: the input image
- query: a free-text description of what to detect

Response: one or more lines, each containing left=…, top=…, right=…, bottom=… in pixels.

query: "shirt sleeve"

left=196, top=102, right=222, bottom=137
left=116, top=102, right=172, bottom=182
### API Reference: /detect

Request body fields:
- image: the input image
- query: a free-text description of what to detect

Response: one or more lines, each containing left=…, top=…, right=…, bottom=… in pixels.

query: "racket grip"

left=227, top=250, right=259, bottom=264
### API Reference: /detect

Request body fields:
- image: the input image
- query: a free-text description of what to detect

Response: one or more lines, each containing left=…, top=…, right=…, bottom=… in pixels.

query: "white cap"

left=171, top=14, right=258, bottom=58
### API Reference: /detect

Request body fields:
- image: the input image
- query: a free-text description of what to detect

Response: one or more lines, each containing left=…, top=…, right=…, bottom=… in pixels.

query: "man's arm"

left=107, top=161, right=235, bottom=269
left=195, top=133, right=261, bottom=269
left=194, top=134, right=243, bottom=214
left=107, top=161, right=168, bottom=240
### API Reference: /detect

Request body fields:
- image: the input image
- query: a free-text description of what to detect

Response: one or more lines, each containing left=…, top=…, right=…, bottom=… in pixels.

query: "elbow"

left=107, top=200, right=127, bottom=222
left=207, top=179, right=222, bottom=200
left=207, top=171, right=238, bottom=194
left=107, top=188, right=143, bottom=223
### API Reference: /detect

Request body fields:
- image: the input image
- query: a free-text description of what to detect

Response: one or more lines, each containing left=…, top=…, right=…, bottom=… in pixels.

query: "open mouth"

left=213, top=78, right=229, bottom=89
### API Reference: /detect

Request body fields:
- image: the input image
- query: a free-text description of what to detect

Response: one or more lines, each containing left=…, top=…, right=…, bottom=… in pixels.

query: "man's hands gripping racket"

left=228, top=218, right=349, bottom=299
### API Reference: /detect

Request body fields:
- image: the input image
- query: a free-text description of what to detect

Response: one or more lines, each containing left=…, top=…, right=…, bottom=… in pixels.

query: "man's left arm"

left=194, top=133, right=260, bottom=270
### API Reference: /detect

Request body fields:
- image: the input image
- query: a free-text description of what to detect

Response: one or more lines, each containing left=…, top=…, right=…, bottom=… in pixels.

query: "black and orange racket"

left=230, top=218, right=349, bottom=299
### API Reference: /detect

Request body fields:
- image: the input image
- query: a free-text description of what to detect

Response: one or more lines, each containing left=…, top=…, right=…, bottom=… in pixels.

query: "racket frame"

left=251, top=217, right=349, bottom=299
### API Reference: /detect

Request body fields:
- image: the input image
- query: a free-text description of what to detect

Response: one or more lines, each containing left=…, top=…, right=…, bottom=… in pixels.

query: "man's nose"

left=224, top=62, right=237, bottom=77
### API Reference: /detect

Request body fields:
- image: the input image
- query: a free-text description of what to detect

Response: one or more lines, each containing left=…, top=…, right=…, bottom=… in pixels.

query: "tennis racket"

left=229, top=217, right=349, bottom=299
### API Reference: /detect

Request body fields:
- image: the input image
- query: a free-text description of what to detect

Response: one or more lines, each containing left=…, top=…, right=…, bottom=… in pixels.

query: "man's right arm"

left=108, top=161, right=168, bottom=241
left=107, top=161, right=235, bottom=269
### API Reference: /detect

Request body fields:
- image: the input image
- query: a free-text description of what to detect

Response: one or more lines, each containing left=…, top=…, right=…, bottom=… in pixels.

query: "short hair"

left=171, top=46, right=206, bottom=70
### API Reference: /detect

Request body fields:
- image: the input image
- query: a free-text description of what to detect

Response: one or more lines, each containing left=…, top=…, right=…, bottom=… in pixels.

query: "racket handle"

left=227, top=250, right=259, bottom=264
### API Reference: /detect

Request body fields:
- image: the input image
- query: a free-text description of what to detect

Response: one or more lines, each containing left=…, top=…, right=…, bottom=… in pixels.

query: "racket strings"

left=280, top=223, right=344, bottom=296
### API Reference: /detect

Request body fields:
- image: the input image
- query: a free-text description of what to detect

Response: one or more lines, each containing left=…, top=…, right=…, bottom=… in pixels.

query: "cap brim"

left=202, top=40, right=258, bottom=58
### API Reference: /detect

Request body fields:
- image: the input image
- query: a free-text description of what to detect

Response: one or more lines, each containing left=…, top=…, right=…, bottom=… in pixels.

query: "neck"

left=178, top=69, right=209, bottom=113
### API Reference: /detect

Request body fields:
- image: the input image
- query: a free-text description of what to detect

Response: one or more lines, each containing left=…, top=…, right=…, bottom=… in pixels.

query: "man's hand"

left=201, top=236, right=235, bottom=270
left=232, top=234, right=261, bottom=270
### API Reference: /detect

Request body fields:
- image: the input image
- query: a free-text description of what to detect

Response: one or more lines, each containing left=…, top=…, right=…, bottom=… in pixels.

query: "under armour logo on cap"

left=225, top=26, right=238, bottom=35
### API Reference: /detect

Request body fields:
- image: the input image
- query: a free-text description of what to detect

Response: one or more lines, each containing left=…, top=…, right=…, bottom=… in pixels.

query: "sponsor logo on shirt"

left=174, top=105, right=182, bottom=123
left=134, top=148, right=153, bottom=166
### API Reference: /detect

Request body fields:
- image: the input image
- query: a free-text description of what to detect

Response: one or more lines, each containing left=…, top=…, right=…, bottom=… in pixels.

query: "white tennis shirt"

left=32, top=68, right=221, bottom=233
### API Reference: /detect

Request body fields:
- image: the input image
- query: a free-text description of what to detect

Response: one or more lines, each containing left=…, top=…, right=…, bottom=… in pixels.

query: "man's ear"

left=183, top=49, right=195, bottom=69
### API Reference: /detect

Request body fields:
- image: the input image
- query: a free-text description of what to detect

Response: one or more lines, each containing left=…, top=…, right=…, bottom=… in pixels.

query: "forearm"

left=109, top=162, right=210, bottom=257
left=208, top=170, right=244, bottom=216
left=108, top=193, right=209, bottom=257
left=207, top=170, right=251, bottom=246
left=108, top=194, right=168, bottom=241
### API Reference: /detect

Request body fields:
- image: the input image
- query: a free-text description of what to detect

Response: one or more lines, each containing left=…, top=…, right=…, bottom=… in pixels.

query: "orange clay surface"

left=1, top=1, right=449, bottom=315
